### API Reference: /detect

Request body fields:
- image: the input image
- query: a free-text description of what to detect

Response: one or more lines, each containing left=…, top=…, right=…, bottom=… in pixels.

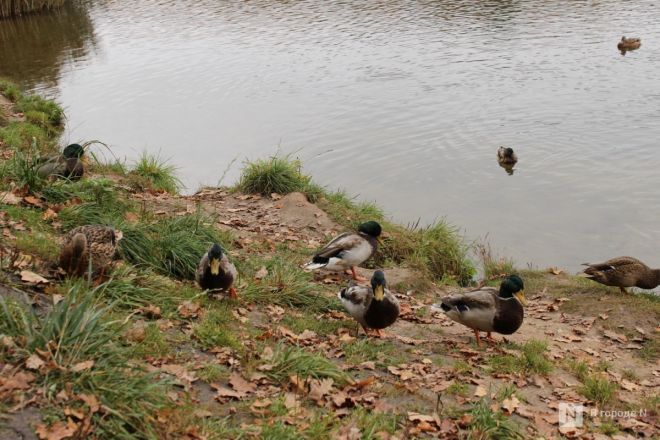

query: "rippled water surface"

left=3, top=0, right=660, bottom=270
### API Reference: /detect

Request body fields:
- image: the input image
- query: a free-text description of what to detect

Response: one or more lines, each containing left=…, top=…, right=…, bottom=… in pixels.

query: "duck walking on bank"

left=304, top=221, right=381, bottom=281
left=59, top=225, right=122, bottom=279
left=37, top=143, right=86, bottom=181
left=436, top=275, right=526, bottom=346
left=196, top=243, right=238, bottom=298
left=338, top=270, right=400, bottom=337
left=617, top=36, right=641, bottom=52
left=580, top=256, right=660, bottom=294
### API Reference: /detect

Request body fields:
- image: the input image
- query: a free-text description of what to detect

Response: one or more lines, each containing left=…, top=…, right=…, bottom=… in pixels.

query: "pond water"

left=2, top=0, right=660, bottom=271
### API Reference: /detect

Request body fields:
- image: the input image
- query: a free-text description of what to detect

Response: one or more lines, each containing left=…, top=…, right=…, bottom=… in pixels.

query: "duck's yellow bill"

left=515, top=290, right=527, bottom=306
left=210, top=259, right=221, bottom=275
left=374, top=285, right=384, bottom=301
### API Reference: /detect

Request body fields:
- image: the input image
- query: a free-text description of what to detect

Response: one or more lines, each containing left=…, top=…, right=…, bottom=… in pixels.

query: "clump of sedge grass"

left=264, top=344, right=349, bottom=384
left=193, top=305, right=241, bottom=351
left=0, top=289, right=171, bottom=438
left=15, top=94, right=64, bottom=127
left=93, top=265, right=180, bottom=312
left=462, top=398, right=524, bottom=439
left=0, top=79, right=22, bottom=101
left=121, top=213, right=233, bottom=280
left=129, top=152, right=181, bottom=194
left=241, top=255, right=335, bottom=312
left=488, top=340, right=553, bottom=375
left=476, top=241, right=516, bottom=279
left=579, top=375, right=618, bottom=406
left=236, top=154, right=320, bottom=199
left=2, top=137, right=47, bottom=192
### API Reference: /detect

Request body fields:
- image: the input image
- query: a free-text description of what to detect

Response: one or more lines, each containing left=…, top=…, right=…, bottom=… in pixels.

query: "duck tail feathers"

left=303, top=255, right=330, bottom=270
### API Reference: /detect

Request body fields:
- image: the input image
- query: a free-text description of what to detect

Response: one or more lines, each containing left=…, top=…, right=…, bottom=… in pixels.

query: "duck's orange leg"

left=228, top=287, right=238, bottom=299
left=474, top=329, right=482, bottom=346
left=351, top=266, right=367, bottom=282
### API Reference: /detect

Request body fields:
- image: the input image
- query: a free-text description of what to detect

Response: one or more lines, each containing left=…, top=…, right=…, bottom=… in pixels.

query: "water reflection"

left=0, top=2, right=96, bottom=91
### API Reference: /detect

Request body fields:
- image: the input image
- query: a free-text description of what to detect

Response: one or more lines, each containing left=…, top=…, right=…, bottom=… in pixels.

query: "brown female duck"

left=617, top=36, right=641, bottom=51
left=59, top=225, right=122, bottom=279
left=581, top=256, right=660, bottom=293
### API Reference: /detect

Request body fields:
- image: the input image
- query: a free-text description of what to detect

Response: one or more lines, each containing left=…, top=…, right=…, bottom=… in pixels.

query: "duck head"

left=208, top=243, right=224, bottom=275
left=358, top=221, right=382, bottom=238
left=370, top=270, right=387, bottom=301
left=499, top=274, right=527, bottom=305
left=63, top=144, right=85, bottom=159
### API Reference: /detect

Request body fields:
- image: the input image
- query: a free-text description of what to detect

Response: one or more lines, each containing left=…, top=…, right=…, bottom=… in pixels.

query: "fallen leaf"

left=177, top=301, right=201, bottom=319
left=308, top=378, right=334, bottom=403
left=138, top=305, right=161, bottom=319
left=474, top=385, right=487, bottom=398
left=71, top=360, right=94, bottom=372
left=35, top=419, right=77, bottom=440
left=501, top=396, right=520, bottom=414
left=254, top=266, right=268, bottom=280
left=0, top=191, right=21, bottom=205
left=0, top=371, right=35, bottom=392
left=229, top=372, right=256, bottom=394
left=20, top=270, right=49, bottom=284
left=42, top=208, right=58, bottom=221
left=23, top=195, right=43, bottom=207
left=26, top=354, right=45, bottom=370
left=78, top=394, right=100, bottom=413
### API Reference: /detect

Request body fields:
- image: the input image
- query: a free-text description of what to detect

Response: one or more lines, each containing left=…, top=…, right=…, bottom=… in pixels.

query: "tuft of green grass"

left=453, top=359, right=472, bottom=375
left=342, top=338, right=402, bottom=366
left=128, top=322, right=171, bottom=359
left=193, top=306, right=241, bottom=351
left=488, top=340, right=553, bottom=376
left=264, top=344, right=349, bottom=384
left=463, top=399, right=524, bottom=439
left=241, top=255, right=335, bottom=312
left=236, top=154, right=320, bottom=199
left=197, top=363, right=230, bottom=383
left=281, top=314, right=348, bottom=335
left=579, top=375, right=617, bottom=406
left=0, top=288, right=171, bottom=438
left=349, top=407, right=399, bottom=439
left=15, top=230, right=59, bottom=260
left=121, top=213, right=233, bottom=280
left=1, top=137, right=47, bottom=192
left=130, top=152, right=181, bottom=194
left=0, top=79, right=22, bottom=101
left=476, top=242, right=516, bottom=279
left=447, top=381, right=469, bottom=396
left=16, top=95, right=64, bottom=127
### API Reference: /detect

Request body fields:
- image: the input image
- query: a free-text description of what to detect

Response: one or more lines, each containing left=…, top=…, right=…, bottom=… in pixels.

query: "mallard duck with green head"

left=338, top=270, right=400, bottom=337
left=59, top=225, right=122, bottom=279
left=37, top=143, right=85, bottom=181
left=581, top=256, right=660, bottom=294
left=436, top=275, right=526, bottom=345
left=304, top=221, right=381, bottom=281
left=196, top=243, right=238, bottom=298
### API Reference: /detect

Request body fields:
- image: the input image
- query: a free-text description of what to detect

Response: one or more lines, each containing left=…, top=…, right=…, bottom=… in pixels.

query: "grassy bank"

left=236, top=155, right=475, bottom=285
left=0, top=81, right=657, bottom=440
